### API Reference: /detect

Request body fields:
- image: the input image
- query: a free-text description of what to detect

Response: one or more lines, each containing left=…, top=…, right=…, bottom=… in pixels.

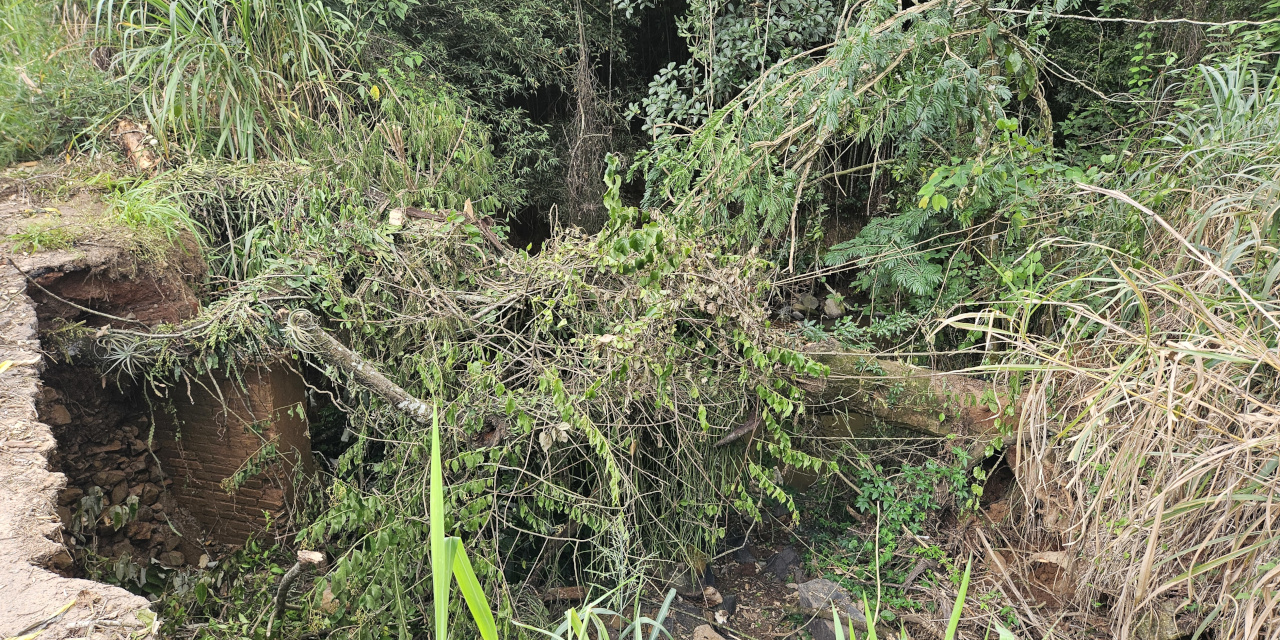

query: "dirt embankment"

left=0, top=184, right=206, bottom=636
left=0, top=263, right=154, bottom=638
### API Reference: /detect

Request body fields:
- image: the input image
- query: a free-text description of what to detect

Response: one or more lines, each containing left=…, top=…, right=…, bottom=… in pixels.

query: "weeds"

left=102, top=177, right=207, bottom=258
left=0, top=0, right=124, bottom=164
left=947, top=57, right=1280, bottom=638
left=94, top=0, right=357, bottom=161
left=8, top=221, right=74, bottom=252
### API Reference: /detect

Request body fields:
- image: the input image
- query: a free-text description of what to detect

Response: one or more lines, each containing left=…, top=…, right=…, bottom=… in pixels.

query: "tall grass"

left=0, top=0, right=124, bottom=165
left=94, top=0, right=357, bottom=161
left=951, top=58, right=1280, bottom=639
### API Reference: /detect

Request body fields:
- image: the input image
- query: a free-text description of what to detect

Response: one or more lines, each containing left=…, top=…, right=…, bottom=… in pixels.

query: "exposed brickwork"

left=153, top=365, right=314, bottom=545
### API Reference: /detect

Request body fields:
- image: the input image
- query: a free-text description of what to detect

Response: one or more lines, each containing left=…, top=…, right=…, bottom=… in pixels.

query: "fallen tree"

left=52, top=158, right=1011, bottom=637
left=806, top=350, right=1019, bottom=438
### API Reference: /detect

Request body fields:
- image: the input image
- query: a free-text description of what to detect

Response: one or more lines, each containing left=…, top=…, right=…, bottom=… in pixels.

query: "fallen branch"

left=266, top=550, right=326, bottom=638
left=115, top=119, right=160, bottom=172
left=713, top=406, right=760, bottom=447
left=281, top=308, right=432, bottom=423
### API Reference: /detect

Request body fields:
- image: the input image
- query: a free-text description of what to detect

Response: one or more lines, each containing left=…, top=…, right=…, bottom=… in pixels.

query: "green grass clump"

left=9, top=221, right=75, bottom=252
left=101, top=177, right=206, bottom=264
left=95, top=0, right=357, bottom=161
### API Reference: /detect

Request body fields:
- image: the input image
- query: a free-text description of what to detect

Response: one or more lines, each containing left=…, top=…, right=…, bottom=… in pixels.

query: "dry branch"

left=267, top=550, right=326, bottom=638
left=281, top=308, right=432, bottom=423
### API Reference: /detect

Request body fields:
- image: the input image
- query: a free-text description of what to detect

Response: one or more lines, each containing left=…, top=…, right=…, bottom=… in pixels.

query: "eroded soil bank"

left=2, top=190, right=312, bottom=634
left=0, top=261, right=153, bottom=639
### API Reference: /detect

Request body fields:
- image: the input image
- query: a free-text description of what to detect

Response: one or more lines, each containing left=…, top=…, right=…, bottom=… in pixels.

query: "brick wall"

left=153, top=364, right=314, bottom=545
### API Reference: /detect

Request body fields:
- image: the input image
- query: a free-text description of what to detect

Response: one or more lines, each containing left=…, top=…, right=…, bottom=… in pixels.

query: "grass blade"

left=449, top=538, right=498, bottom=640
left=862, top=593, right=878, bottom=640
left=431, top=403, right=449, bottom=640
left=648, top=588, right=677, bottom=640
left=945, top=559, right=971, bottom=640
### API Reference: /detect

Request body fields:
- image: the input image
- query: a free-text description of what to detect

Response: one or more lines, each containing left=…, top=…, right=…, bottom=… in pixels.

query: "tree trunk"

left=280, top=308, right=432, bottom=424
left=804, top=350, right=1018, bottom=438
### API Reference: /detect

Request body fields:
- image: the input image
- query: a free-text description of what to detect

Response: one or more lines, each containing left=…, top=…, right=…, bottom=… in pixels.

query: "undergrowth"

left=0, top=0, right=124, bottom=164
left=8, top=1, right=1280, bottom=639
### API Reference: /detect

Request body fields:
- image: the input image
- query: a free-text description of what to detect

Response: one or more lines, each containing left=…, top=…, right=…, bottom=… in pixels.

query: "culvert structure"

left=2, top=203, right=315, bottom=635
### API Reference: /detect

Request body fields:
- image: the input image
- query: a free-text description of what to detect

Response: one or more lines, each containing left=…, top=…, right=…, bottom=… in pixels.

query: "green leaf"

left=945, top=559, right=972, bottom=640
left=991, top=620, right=1020, bottom=640
left=862, top=593, right=878, bottom=640
left=431, top=404, right=450, bottom=640
left=450, top=538, right=499, bottom=640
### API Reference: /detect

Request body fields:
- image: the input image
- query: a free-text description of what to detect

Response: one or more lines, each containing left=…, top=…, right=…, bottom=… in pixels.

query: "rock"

left=806, top=619, right=841, bottom=640
left=134, top=482, right=160, bottom=504
left=733, top=545, right=756, bottom=564
left=763, top=546, right=801, bottom=581
left=692, top=625, right=725, bottom=640
left=50, top=549, right=74, bottom=571
left=125, top=520, right=154, bottom=541
left=55, top=506, right=72, bottom=525
left=822, top=297, right=844, bottom=318
left=717, top=593, right=738, bottom=618
left=163, top=535, right=182, bottom=552
left=111, top=482, right=129, bottom=506
left=45, top=404, right=72, bottom=425
left=794, top=293, right=821, bottom=316
left=702, top=586, right=723, bottom=607
left=86, top=441, right=124, bottom=455
left=796, top=579, right=865, bottom=626
left=109, top=540, right=134, bottom=558
left=59, top=486, right=84, bottom=506
left=159, top=551, right=186, bottom=566
left=92, top=469, right=127, bottom=487
left=124, top=457, right=148, bottom=474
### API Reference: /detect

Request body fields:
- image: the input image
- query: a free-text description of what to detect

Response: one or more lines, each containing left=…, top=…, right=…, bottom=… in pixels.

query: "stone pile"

left=38, top=374, right=202, bottom=571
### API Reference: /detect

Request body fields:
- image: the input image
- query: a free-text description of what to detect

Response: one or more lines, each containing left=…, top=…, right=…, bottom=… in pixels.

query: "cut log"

left=114, top=119, right=159, bottom=171
left=804, top=350, right=1019, bottom=438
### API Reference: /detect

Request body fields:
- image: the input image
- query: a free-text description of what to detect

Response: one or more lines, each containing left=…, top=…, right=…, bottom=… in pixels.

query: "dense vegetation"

left=5, top=0, right=1280, bottom=638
